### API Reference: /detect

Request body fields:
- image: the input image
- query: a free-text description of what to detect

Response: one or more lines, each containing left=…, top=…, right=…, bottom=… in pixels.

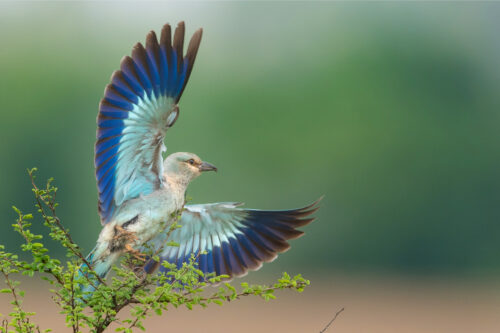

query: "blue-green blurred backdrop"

left=1, top=2, right=499, bottom=278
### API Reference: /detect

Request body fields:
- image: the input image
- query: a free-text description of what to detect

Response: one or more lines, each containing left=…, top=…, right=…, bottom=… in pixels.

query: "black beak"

left=199, top=161, right=217, bottom=172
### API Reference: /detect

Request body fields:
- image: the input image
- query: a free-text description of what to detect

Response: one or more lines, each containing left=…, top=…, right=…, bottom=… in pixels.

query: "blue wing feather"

left=96, top=159, right=116, bottom=188
left=237, top=231, right=271, bottom=262
left=95, top=145, right=118, bottom=165
left=205, top=251, right=215, bottom=276
left=103, top=86, right=135, bottom=109
left=159, top=46, right=169, bottom=94
left=96, top=154, right=118, bottom=179
left=104, top=98, right=133, bottom=110
left=167, top=51, right=178, bottom=97
left=199, top=252, right=208, bottom=275
left=228, top=236, right=252, bottom=270
left=222, top=241, right=244, bottom=277
left=145, top=48, right=161, bottom=97
left=240, top=228, right=276, bottom=254
left=131, top=59, right=153, bottom=97
left=95, top=22, right=203, bottom=224
left=149, top=201, right=319, bottom=281
left=97, top=173, right=114, bottom=197
left=205, top=235, right=214, bottom=274
left=95, top=135, right=122, bottom=155
left=213, top=247, right=224, bottom=276
left=97, top=119, right=125, bottom=128
left=110, top=72, right=139, bottom=103
left=99, top=101, right=130, bottom=114
left=96, top=127, right=124, bottom=140
left=120, top=58, right=144, bottom=96
left=176, top=61, right=189, bottom=97
left=99, top=110, right=129, bottom=119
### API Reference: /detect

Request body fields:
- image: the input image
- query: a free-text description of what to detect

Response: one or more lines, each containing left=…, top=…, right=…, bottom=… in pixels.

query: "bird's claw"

left=125, top=243, right=146, bottom=262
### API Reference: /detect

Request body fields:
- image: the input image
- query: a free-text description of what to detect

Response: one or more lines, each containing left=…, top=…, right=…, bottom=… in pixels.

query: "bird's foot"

left=125, top=243, right=146, bottom=262
left=113, top=225, right=145, bottom=261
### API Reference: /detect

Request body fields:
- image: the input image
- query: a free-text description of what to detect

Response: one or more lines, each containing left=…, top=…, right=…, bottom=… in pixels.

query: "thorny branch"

left=319, top=307, right=345, bottom=333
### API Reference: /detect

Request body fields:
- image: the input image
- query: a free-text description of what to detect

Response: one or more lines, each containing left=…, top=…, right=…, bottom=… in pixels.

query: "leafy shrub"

left=0, top=169, right=309, bottom=333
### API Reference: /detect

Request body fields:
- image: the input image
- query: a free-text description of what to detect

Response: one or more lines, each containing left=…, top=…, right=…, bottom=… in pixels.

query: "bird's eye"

left=187, top=159, right=195, bottom=165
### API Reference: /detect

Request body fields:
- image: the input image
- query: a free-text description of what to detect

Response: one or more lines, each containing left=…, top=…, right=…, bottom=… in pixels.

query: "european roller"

left=84, top=22, right=319, bottom=291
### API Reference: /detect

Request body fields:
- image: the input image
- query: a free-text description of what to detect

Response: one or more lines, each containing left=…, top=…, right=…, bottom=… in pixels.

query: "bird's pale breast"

left=114, top=186, right=184, bottom=246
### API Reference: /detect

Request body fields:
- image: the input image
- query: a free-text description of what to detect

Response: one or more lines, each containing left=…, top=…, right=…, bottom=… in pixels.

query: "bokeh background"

left=1, top=2, right=500, bottom=332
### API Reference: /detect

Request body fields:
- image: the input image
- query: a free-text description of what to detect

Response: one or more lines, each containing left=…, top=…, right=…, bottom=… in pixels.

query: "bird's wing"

left=95, top=22, right=202, bottom=224
left=144, top=200, right=320, bottom=279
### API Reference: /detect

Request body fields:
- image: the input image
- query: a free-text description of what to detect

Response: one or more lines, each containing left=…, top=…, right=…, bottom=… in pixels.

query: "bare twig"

left=319, top=308, right=344, bottom=333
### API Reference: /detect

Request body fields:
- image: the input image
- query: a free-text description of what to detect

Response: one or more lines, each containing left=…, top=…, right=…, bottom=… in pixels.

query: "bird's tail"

left=77, top=246, right=113, bottom=299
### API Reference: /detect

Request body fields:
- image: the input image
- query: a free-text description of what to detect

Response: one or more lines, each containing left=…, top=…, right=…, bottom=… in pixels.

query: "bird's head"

left=163, top=152, right=217, bottom=186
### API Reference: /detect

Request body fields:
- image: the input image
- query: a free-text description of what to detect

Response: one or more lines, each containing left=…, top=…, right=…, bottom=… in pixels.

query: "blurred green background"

left=1, top=2, right=499, bottom=280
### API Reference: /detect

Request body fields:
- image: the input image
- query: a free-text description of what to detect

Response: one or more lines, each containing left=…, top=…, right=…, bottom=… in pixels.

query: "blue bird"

left=83, top=22, right=319, bottom=293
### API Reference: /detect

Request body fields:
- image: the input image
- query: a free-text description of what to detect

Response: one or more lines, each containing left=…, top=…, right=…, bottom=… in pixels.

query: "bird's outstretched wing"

left=144, top=200, right=320, bottom=279
left=95, top=22, right=202, bottom=224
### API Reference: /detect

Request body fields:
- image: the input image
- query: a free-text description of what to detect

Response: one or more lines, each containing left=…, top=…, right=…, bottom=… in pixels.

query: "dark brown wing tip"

left=275, top=197, right=322, bottom=230
left=120, top=55, right=133, bottom=67
left=185, top=28, right=203, bottom=62
left=131, top=42, right=148, bottom=60
left=173, top=21, right=185, bottom=51
left=146, top=30, right=158, bottom=44
left=305, top=196, right=324, bottom=211
left=286, top=197, right=323, bottom=220
left=109, top=69, right=121, bottom=81
left=292, top=217, right=316, bottom=229
left=162, top=23, right=172, bottom=31
left=147, top=29, right=156, bottom=36
left=160, top=24, right=172, bottom=49
left=132, top=41, right=144, bottom=50
left=175, top=23, right=203, bottom=101
left=191, top=28, right=203, bottom=44
left=304, top=195, right=324, bottom=210
left=131, top=43, right=148, bottom=69
left=178, top=21, right=186, bottom=29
